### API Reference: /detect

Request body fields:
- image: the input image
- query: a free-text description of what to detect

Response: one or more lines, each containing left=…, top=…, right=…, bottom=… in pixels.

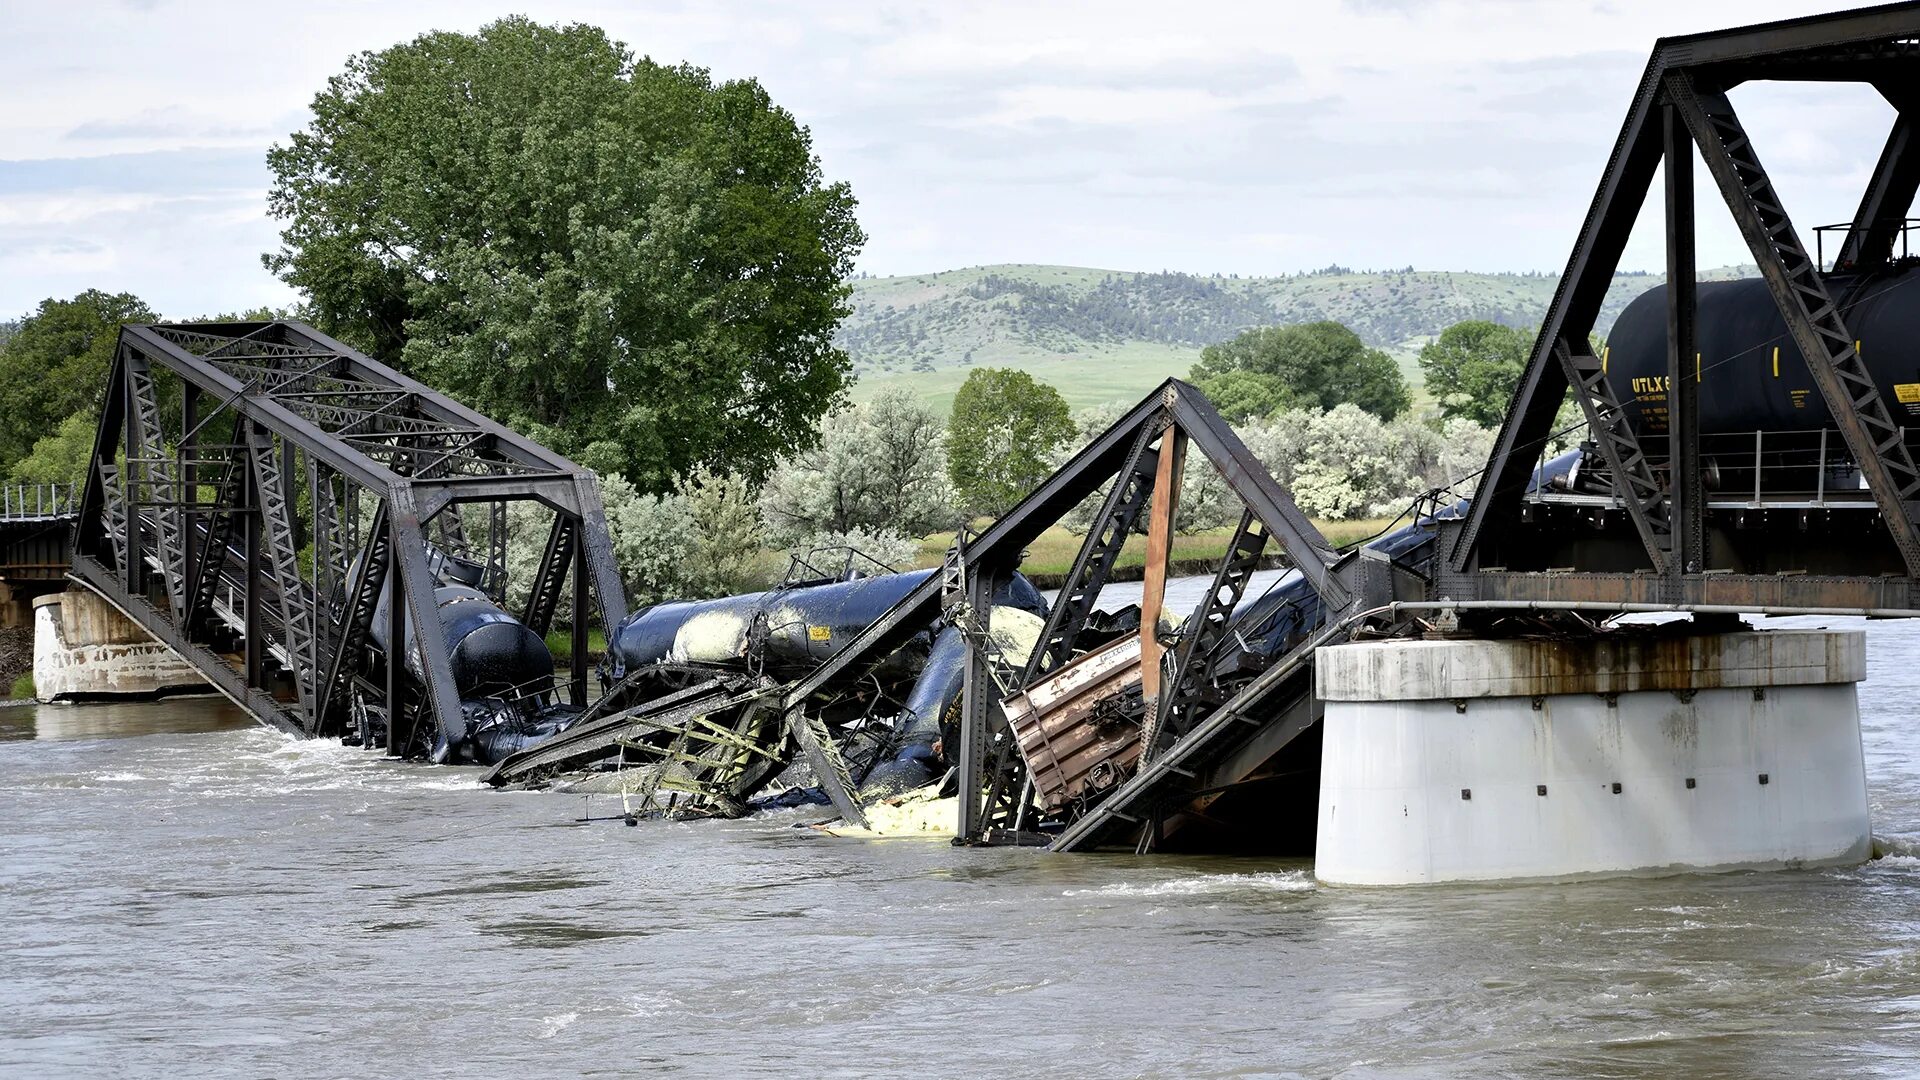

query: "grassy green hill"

left=840, top=263, right=1747, bottom=412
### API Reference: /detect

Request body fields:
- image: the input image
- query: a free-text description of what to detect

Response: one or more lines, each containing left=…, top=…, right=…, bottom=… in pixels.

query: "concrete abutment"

left=32, top=588, right=209, bottom=702
left=1312, top=630, right=1871, bottom=885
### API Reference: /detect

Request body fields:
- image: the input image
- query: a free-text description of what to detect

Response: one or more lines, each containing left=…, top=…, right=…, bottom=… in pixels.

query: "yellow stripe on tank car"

left=1773, top=346, right=1779, bottom=378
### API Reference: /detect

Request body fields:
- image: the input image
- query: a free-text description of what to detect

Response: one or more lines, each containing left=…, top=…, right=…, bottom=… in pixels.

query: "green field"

left=851, top=338, right=1202, bottom=413
left=838, top=262, right=1746, bottom=413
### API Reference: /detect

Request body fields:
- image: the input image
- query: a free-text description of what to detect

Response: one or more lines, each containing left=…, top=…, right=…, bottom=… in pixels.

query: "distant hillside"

left=840, top=264, right=1747, bottom=412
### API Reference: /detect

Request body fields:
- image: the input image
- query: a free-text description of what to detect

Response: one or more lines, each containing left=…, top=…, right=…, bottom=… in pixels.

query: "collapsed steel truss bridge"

left=58, top=3, right=1920, bottom=854
left=71, top=320, right=626, bottom=755
left=777, top=2, right=1920, bottom=851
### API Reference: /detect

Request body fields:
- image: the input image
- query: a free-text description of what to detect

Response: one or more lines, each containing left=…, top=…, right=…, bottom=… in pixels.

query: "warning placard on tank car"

left=807, top=625, right=831, bottom=642
left=1895, top=383, right=1920, bottom=405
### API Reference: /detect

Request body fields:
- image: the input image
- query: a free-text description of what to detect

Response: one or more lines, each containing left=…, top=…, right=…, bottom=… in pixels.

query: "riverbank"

left=0, top=625, right=30, bottom=700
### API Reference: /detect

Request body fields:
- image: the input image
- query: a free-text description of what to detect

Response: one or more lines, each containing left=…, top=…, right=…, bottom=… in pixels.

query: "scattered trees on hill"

left=947, top=368, right=1076, bottom=515
left=0, top=290, right=157, bottom=484
left=1189, top=321, right=1410, bottom=422
left=264, top=16, right=864, bottom=491
left=1419, top=319, right=1531, bottom=426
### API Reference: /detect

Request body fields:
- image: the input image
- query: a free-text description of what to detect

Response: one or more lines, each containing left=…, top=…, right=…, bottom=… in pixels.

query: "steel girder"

left=72, top=321, right=629, bottom=755
left=1453, top=3, right=1920, bottom=582
left=775, top=379, right=1351, bottom=847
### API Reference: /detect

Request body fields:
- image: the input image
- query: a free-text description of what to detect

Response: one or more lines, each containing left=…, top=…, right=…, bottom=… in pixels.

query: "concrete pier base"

left=1313, top=630, right=1871, bottom=885
left=32, top=589, right=209, bottom=702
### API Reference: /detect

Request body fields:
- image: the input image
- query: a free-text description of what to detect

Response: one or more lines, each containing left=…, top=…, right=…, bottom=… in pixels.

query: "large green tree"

left=0, top=290, right=157, bottom=478
left=1419, top=319, right=1530, bottom=427
left=947, top=368, right=1075, bottom=516
left=264, top=17, right=865, bottom=489
left=1189, top=321, right=1409, bottom=421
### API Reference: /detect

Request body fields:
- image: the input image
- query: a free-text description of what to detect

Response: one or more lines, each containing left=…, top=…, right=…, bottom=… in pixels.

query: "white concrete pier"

left=33, top=589, right=209, bottom=701
left=1313, top=630, right=1871, bottom=885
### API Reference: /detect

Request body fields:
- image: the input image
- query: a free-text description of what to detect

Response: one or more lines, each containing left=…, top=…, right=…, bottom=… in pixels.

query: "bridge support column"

left=31, top=589, right=209, bottom=702
left=1312, top=630, right=1870, bottom=885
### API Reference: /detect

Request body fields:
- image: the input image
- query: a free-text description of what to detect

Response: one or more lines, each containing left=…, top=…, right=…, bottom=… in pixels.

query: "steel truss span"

left=1451, top=1, right=1920, bottom=605
left=776, top=4, right=1920, bottom=853
left=71, top=320, right=628, bottom=759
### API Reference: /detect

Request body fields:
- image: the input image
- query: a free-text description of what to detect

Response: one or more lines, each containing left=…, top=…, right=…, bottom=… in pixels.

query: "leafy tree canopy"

left=1419, top=319, right=1531, bottom=427
left=0, top=289, right=157, bottom=477
left=265, top=16, right=866, bottom=490
left=1189, top=321, right=1409, bottom=422
left=760, top=387, right=955, bottom=544
left=947, top=368, right=1075, bottom=515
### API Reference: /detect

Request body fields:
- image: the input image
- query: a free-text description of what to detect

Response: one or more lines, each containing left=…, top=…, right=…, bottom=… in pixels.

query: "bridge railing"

left=0, top=483, right=77, bottom=520
left=1549, top=428, right=1903, bottom=508
left=1697, top=428, right=1889, bottom=507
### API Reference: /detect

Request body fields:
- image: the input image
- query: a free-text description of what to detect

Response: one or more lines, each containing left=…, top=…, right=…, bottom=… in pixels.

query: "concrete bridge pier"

left=1312, top=629, right=1871, bottom=885
left=32, top=589, right=209, bottom=702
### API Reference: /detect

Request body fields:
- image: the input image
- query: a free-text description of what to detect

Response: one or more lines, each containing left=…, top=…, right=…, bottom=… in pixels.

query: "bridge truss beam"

left=776, top=379, right=1380, bottom=850
left=71, top=321, right=628, bottom=755
left=1451, top=1, right=1920, bottom=595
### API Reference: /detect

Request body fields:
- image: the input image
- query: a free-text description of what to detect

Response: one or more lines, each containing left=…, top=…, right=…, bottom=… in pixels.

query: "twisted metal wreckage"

left=64, top=3, right=1920, bottom=853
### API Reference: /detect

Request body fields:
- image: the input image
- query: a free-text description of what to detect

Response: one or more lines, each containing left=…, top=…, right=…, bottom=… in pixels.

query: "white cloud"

left=0, top=0, right=1903, bottom=315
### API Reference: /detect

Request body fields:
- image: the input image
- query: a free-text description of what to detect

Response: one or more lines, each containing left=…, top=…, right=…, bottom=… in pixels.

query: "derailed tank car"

left=482, top=557, right=1063, bottom=807
left=353, top=548, right=577, bottom=764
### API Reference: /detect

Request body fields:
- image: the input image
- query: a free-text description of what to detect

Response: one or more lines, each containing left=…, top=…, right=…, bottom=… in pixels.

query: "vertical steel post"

left=1665, top=102, right=1704, bottom=575
left=570, top=522, right=589, bottom=706
left=385, top=541, right=406, bottom=757
left=242, top=442, right=263, bottom=688
left=182, top=386, right=199, bottom=604
left=1817, top=429, right=1829, bottom=504
left=123, top=357, right=145, bottom=597
left=956, top=566, right=995, bottom=844
left=1139, top=428, right=1185, bottom=713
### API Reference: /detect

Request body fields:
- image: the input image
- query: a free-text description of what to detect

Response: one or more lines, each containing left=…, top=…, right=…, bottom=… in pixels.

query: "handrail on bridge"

left=0, top=483, right=77, bottom=521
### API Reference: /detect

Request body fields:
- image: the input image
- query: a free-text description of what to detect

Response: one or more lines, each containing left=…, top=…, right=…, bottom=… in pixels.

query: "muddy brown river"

left=2, top=611, right=1918, bottom=1077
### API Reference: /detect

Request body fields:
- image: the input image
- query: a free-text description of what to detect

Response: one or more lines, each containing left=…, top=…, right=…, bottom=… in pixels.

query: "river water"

left=3, top=612, right=1919, bottom=1078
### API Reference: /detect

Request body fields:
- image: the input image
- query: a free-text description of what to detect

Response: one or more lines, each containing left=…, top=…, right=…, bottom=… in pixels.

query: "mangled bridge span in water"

left=483, top=377, right=1445, bottom=854
left=69, top=319, right=630, bottom=763
left=70, top=2, right=1920, bottom=873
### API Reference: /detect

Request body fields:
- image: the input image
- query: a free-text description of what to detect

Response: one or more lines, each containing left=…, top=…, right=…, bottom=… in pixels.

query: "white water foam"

left=1063, top=871, right=1316, bottom=898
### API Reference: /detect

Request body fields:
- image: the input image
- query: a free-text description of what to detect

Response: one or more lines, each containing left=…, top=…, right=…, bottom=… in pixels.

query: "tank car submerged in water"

left=355, top=549, right=575, bottom=765
left=601, top=566, right=1053, bottom=800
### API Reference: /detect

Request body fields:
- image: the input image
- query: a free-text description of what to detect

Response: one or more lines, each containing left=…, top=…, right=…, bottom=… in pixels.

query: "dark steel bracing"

left=1146, top=509, right=1267, bottom=760
left=1451, top=1, right=1920, bottom=606
left=780, top=379, right=1364, bottom=849
left=70, top=321, right=628, bottom=755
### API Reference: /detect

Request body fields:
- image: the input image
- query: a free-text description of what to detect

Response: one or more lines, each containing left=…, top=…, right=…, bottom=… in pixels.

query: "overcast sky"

left=0, top=0, right=1902, bottom=318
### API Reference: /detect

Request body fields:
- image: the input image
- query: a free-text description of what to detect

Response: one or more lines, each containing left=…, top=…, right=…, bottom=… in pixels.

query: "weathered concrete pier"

left=1314, top=630, right=1871, bottom=884
left=31, top=589, right=208, bottom=702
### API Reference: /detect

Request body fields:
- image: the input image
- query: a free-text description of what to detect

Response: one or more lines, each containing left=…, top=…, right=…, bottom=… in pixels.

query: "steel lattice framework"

left=1447, top=2, right=1920, bottom=606
left=776, top=380, right=1378, bottom=848
left=777, top=3, right=1920, bottom=852
left=71, top=321, right=628, bottom=756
